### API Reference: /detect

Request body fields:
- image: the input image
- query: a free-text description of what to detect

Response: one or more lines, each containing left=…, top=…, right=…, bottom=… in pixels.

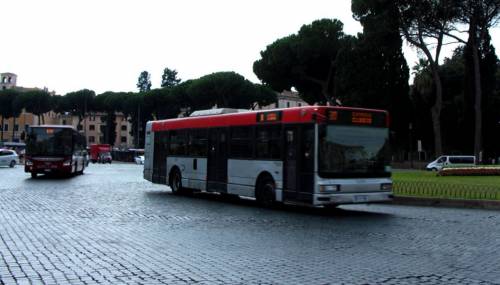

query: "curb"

left=387, top=196, right=500, bottom=210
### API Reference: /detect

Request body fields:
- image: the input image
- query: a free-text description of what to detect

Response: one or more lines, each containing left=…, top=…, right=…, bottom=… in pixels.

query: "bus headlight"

left=25, top=160, right=33, bottom=166
left=381, top=183, right=392, bottom=191
left=63, top=160, right=72, bottom=166
left=319, top=185, right=340, bottom=193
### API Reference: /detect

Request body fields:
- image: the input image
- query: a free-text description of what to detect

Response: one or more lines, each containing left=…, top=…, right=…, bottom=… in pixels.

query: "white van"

left=426, top=155, right=476, bottom=171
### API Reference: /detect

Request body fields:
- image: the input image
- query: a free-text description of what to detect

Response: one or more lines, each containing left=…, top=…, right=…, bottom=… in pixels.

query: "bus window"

left=256, top=125, right=281, bottom=159
left=229, top=127, right=253, bottom=159
left=188, top=129, right=208, bottom=157
left=169, top=130, right=187, bottom=155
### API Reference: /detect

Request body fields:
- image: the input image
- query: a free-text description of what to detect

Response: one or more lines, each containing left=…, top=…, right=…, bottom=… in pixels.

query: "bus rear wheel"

left=256, top=176, right=276, bottom=207
left=169, top=169, right=183, bottom=195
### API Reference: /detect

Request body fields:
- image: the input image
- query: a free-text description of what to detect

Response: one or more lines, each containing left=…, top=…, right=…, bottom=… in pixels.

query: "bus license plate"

left=354, top=195, right=368, bottom=202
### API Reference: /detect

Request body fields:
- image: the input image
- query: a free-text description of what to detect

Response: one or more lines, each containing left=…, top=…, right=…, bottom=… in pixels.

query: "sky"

left=1, top=0, right=499, bottom=95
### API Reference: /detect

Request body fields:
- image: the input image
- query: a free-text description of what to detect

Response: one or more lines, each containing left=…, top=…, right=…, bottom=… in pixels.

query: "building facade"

left=259, top=90, right=308, bottom=110
left=0, top=73, right=17, bottom=90
left=79, top=112, right=133, bottom=148
left=0, top=72, right=134, bottom=148
left=31, top=111, right=134, bottom=148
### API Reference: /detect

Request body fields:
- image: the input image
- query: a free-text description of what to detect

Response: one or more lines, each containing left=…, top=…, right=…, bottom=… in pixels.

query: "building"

left=0, top=112, right=36, bottom=143
left=38, top=111, right=134, bottom=148
left=259, top=90, right=308, bottom=110
left=0, top=72, right=134, bottom=148
left=0, top=73, right=17, bottom=90
left=80, top=112, right=133, bottom=148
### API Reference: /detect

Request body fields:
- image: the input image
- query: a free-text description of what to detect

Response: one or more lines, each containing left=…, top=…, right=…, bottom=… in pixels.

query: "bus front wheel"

left=169, top=169, right=183, bottom=195
left=78, top=165, right=85, bottom=175
left=256, top=176, right=276, bottom=207
left=31, top=172, right=37, bottom=179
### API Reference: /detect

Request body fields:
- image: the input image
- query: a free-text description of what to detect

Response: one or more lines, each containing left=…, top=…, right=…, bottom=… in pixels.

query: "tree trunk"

left=324, top=59, right=337, bottom=105
left=322, top=84, right=331, bottom=105
left=430, top=67, right=444, bottom=156
left=472, top=43, right=483, bottom=163
left=12, top=117, right=16, bottom=141
left=1, top=117, right=4, bottom=141
left=466, top=13, right=483, bottom=163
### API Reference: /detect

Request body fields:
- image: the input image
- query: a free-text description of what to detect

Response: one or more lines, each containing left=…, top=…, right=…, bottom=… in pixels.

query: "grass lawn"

left=392, top=171, right=500, bottom=201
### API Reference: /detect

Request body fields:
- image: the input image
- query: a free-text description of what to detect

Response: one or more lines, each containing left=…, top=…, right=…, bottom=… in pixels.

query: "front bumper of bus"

left=25, top=159, right=73, bottom=174
left=313, top=191, right=393, bottom=206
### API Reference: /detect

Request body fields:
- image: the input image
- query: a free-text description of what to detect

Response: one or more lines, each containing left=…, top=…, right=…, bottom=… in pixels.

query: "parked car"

left=0, top=149, right=20, bottom=168
left=99, top=152, right=113, bottom=164
left=135, top=155, right=145, bottom=165
left=426, top=155, right=475, bottom=171
left=90, top=144, right=112, bottom=163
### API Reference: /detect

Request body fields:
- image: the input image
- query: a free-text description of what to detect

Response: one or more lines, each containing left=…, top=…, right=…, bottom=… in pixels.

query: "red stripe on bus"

left=151, top=106, right=387, bottom=132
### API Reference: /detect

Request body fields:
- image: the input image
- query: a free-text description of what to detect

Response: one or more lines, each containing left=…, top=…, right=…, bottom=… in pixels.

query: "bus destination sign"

left=326, top=109, right=386, bottom=127
left=256, top=111, right=282, bottom=123
left=351, top=112, right=373, bottom=124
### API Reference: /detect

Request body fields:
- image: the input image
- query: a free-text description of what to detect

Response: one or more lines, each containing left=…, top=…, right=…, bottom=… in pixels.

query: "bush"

left=393, top=171, right=500, bottom=201
left=438, top=167, right=500, bottom=176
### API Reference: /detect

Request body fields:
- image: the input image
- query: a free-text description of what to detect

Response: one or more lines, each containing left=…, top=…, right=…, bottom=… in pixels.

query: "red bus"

left=25, top=125, right=88, bottom=178
left=143, top=106, right=392, bottom=207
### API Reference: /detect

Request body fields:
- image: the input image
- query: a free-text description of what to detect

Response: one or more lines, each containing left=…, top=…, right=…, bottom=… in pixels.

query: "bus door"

left=283, top=125, right=315, bottom=203
left=283, top=126, right=299, bottom=201
left=153, top=131, right=167, bottom=184
left=207, top=128, right=228, bottom=193
left=298, top=125, right=315, bottom=203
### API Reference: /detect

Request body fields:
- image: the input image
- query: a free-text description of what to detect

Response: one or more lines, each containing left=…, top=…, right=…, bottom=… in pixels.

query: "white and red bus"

left=144, top=106, right=392, bottom=207
left=25, top=125, right=88, bottom=178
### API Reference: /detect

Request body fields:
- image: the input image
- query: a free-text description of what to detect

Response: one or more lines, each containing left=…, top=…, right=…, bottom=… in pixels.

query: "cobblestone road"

left=0, top=164, right=499, bottom=285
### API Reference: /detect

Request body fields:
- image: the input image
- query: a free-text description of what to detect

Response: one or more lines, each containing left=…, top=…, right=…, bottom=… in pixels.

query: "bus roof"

left=151, top=106, right=388, bottom=132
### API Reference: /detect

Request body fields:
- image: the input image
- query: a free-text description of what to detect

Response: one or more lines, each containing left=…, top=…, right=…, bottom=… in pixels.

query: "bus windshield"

left=319, top=125, right=390, bottom=178
left=27, top=128, right=73, bottom=156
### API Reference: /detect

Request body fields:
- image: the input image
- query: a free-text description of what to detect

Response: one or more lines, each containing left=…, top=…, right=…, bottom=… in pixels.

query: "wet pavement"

left=0, top=163, right=499, bottom=284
